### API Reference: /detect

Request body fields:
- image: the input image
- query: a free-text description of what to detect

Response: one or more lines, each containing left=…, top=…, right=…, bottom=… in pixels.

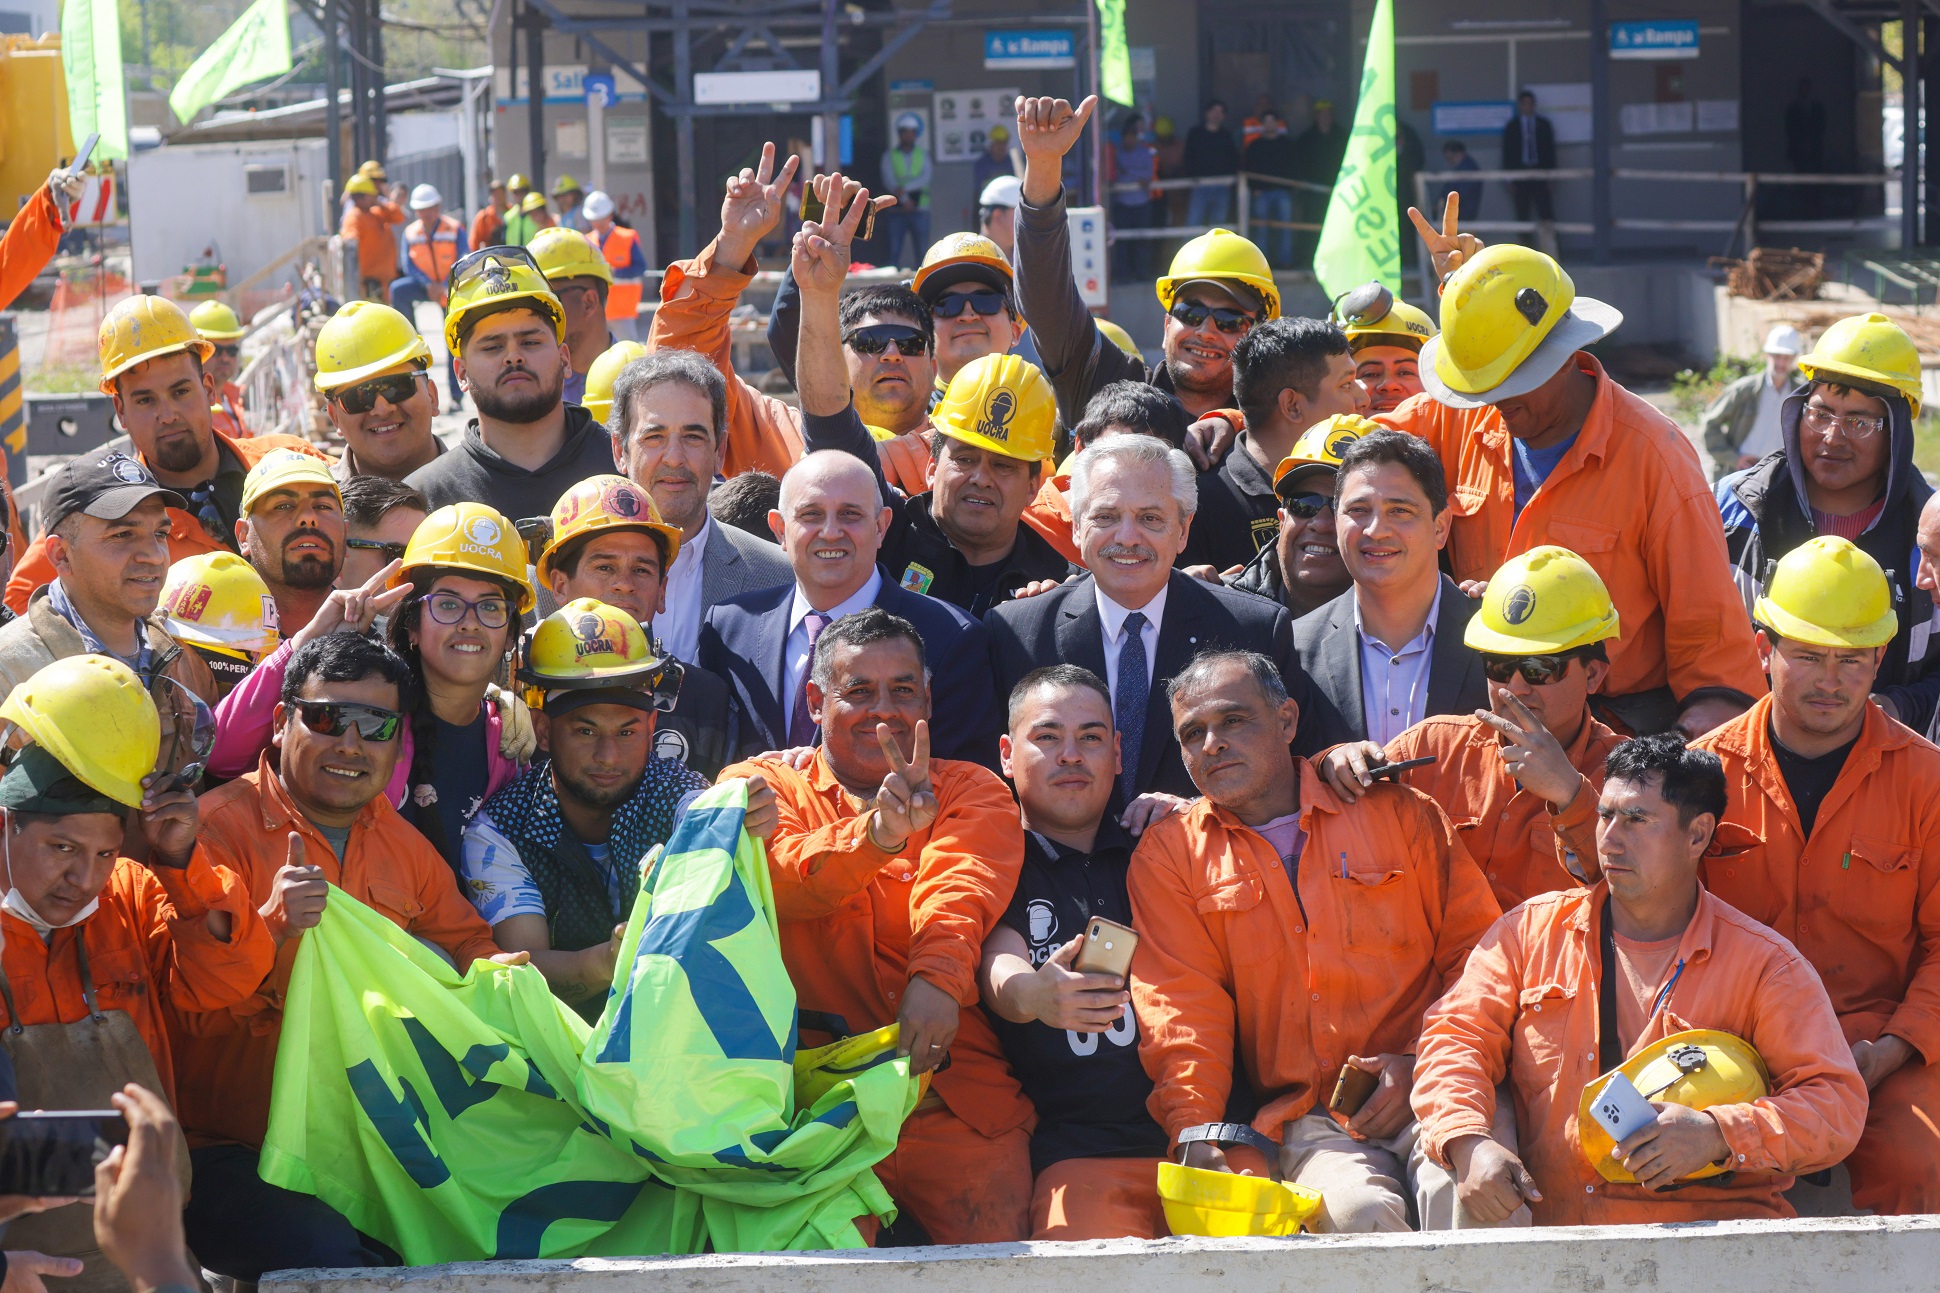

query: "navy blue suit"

left=698, top=568, right=1000, bottom=767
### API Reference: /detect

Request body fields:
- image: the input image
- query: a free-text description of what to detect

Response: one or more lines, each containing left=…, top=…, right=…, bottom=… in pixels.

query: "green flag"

left=1313, top=0, right=1399, bottom=298
left=168, top=0, right=292, bottom=125
left=1095, top=0, right=1133, bottom=107
left=259, top=780, right=917, bottom=1262
left=60, top=0, right=128, bottom=162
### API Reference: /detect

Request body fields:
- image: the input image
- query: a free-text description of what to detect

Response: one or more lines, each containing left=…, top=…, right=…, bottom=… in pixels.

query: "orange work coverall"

left=0, top=185, right=64, bottom=310
left=1413, top=884, right=1868, bottom=1225
left=1022, top=471, right=1080, bottom=564
left=719, top=752, right=1034, bottom=1244
left=0, top=852, right=273, bottom=1110
left=6, top=428, right=331, bottom=614
left=649, top=238, right=806, bottom=480
left=1128, top=760, right=1501, bottom=1143
left=210, top=380, right=252, bottom=440
left=1694, top=696, right=1940, bottom=1214
left=340, top=200, right=406, bottom=298
left=1388, top=711, right=1620, bottom=912
left=1377, top=354, right=1764, bottom=709
left=169, top=757, right=502, bottom=1151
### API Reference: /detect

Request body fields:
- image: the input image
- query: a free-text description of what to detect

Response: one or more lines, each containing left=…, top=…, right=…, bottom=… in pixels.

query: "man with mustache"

left=406, top=248, right=618, bottom=520
left=7, top=296, right=330, bottom=614
left=235, top=451, right=345, bottom=640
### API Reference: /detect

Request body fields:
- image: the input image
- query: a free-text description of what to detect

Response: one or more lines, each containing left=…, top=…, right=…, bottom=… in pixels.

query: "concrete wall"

left=262, top=1216, right=1940, bottom=1293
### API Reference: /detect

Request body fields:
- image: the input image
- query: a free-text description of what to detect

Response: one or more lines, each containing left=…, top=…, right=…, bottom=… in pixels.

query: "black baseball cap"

left=43, top=446, right=188, bottom=532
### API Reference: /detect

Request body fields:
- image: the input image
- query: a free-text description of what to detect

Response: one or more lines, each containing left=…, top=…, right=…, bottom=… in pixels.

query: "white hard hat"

left=582, top=190, right=616, bottom=221
left=409, top=183, right=442, bottom=210
left=979, top=174, right=1023, bottom=210
left=1763, top=323, right=1804, bottom=356
left=895, top=112, right=923, bottom=135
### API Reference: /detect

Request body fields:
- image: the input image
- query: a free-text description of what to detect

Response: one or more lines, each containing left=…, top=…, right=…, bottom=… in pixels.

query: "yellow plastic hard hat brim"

left=190, top=302, right=248, bottom=341
left=1578, top=1029, right=1768, bottom=1184
left=392, top=503, right=537, bottom=613
left=583, top=398, right=613, bottom=422
left=0, top=656, right=161, bottom=808
left=315, top=301, right=434, bottom=390
left=1155, top=1162, right=1320, bottom=1236
left=536, top=519, right=682, bottom=587
left=1798, top=357, right=1922, bottom=419
left=930, top=354, right=1057, bottom=463
left=1155, top=228, right=1281, bottom=320
left=1753, top=597, right=1899, bottom=650
left=1463, top=613, right=1619, bottom=655
left=1419, top=298, right=1622, bottom=409
left=99, top=335, right=216, bottom=395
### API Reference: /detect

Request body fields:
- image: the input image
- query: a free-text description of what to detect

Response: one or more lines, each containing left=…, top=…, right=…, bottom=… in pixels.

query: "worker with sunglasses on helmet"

left=1330, top=281, right=1436, bottom=414
left=1012, top=94, right=1278, bottom=429
left=1320, top=546, right=1626, bottom=912
left=314, top=301, right=447, bottom=482
left=1228, top=414, right=1367, bottom=619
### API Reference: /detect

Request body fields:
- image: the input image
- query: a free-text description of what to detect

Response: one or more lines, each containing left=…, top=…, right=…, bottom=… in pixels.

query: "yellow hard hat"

left=1156, top=228, right=1281, bottom=322
left=161, top=552, right=280, bottom=663
left=930, top=352, right=1056, bottom=463
left=1578, top=1029, right=1768, bottom=1184
left=1797, top=313, right=1922, bottom=417
left=0, top=655, right=160, bottom=809
left=1273, top=413, right=1380, bottom=495
left=1332, top=281, right=1437, bottom=354
left=516, top=598, right=664, bottom=695
left=911, top=232, right=1013, bottom=301
left=793, top=1023, right=929, bottom=1108
left=1156, top=1124, right=1321, bottom=1237
left=390, top=502, right=536, bottom=612
left=443, top=247, right=566, bottom=356
left=1423, top=244, right=1621, bottom=408
left=520, top=191, right=549, bottom=214
left=240, top=448, right=340, bottom=515
left=343, top=174, right=379, bottom=198
left=989, top=124, right=1009, bottom=142
left=314, top=300, right=432, bottom=391
left=1752, top=534, right=1897, bottom=649
left=507, top=173, right=531, bottom=192
left=98, top=294, right=215, bottom=394
left=529, top=226, right=613, bottom=286
left=537, top=474, right=682, bottom=586
left=582, top=339, right=648, bottom=423
left=189, top=300, right=247, bottom=342
left=1096, top=317, right=1142, bottom=359
left=551, top=174, right=582, bottom=196
left=358, top=160, right=387, bottom=181
left=1465, top=545, right=1621, bottom=655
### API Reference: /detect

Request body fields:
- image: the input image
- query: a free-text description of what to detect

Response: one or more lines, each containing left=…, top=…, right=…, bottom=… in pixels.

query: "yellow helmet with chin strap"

left=0, top=655, right=161, bottom=808
left=1578, top=1030, right=1769, bottom=1184
left=1466, top=545, right=1621, bottom=655
left=1752, top=534, right=1897, bottom=649
left=442, top=246, right=565, bottom=356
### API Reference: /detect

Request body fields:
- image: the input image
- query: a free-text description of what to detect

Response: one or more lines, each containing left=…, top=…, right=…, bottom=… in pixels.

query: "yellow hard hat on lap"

left=1752, top=535, right=1896, bottom=649
left=1156, top=228, right=1281, bottom=322
left=1422, top=244, right=1621, bottom=408
left=1578, top=1030, right=1768, bottom=1184
left=1466, top=545, right=1621, bottom=655
left=1158, top=1123, right=1322, bottom=1237
left=0, top=655, right=160, bottom=808
left=1796, top=313, right=1922, bottom=417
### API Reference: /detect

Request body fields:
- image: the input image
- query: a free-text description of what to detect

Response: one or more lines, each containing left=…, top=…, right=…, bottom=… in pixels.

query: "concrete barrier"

left=261, top=1215, right=1940, bottom=1293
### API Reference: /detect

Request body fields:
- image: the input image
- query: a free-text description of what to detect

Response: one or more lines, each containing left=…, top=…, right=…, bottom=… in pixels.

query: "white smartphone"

left=1588, top=1071, right=1658, bottom=1143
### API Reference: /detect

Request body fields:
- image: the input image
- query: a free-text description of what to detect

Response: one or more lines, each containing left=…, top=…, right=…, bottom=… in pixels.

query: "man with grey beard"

left=406, top=250, right=619, bottom=520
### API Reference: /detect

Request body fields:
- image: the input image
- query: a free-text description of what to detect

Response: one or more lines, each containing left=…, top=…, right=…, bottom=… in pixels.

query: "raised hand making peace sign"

left=792, top=172, right=896, bottom=298
left=867, top=718, right=937, bottom=851
left=1406, top=191, right=1487, bottom=282
left=717, top=141, right=802, bottom=269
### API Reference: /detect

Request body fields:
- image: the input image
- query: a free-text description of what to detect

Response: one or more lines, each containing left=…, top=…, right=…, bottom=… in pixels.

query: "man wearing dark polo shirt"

left=981, top=665, right=1173, bottom=1239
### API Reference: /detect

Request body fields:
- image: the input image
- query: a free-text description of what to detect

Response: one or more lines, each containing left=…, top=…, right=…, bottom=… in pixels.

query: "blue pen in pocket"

left=1339, top=851, right=1348, bottom=879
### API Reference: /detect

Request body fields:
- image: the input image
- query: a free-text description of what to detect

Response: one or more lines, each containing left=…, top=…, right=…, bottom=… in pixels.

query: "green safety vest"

left=889, top=147, right=929, bottom=208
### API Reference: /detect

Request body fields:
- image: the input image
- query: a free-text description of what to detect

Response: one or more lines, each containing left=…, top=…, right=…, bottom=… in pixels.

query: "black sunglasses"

left=297, top=701, right=403, bottom=742
left=1168, top=300, right=1256, bottom=335
left=843, top=324, right=932, bottom=357
left=329, top=371, right=422, bottom=415
left=1278, top=491, right=1333, bottom=520
left=1333, top=281, right=1395, bottom=328
left=1481, top=652, right=1582, bottom=687
left=933, top=289, right=1007, bottom=319
left=212, top=344, right=242, bottom=359
left=345, top=536, right=408, bottom=561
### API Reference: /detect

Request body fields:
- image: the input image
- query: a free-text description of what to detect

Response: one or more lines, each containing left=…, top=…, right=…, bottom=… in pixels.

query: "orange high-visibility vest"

left=599, top=224, right=643, bottom=321
left=406, top=214, right=464, bottom=286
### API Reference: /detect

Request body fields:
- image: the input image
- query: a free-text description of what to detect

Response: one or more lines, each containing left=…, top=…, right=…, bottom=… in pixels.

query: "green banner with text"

left=1313, top=0, right=1399, bottom=298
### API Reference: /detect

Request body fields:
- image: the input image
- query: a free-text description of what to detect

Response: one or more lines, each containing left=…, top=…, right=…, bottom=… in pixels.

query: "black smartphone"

left=0, top=1110, right=129, bottom=1196
left=70, top=132, right=100, bottom=173
left=1367, top=754, right=1436, bottom=782
left=800, top=185, right=876, bottom=240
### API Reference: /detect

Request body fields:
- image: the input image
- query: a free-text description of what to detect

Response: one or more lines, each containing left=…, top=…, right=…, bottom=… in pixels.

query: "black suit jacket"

left=1290, top=575, right=1489, bottom=756
left=1501, top=113, right=1557, bottom=172
left=984, top=571, right=1306, bottom=799
left=698, top=570, right=999, bottom=766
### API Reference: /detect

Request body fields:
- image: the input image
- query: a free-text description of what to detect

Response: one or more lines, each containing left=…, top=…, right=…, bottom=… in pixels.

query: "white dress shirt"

left=783, top=568, right=883, bottom=715
left=1096, top=582, right=1167, bottom=710
left=659, top=513, right=712, bottom=664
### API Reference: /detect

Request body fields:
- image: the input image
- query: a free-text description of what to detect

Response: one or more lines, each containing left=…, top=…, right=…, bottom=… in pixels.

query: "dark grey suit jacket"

left=1291, top=575, right=1488, bottom=756
left=700, top=517, right=793, bottom=606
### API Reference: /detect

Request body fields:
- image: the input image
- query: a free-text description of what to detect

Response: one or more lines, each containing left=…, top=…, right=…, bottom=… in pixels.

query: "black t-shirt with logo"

left=987, top=824, right=1168, bottom=1174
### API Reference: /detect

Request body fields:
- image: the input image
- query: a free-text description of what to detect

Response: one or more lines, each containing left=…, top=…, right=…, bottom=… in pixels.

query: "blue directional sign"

left=583, top=73, right=616, bottom=108
left=985, top=30, right=1077, bottom=70
left=1609, top=20, right=1699, bottom=60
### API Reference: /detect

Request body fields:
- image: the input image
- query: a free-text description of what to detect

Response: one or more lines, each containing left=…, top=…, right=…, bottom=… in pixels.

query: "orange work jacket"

left=405, top=213, right=464, bottom=292
left=0, top=185, right=63, bottom=311
left=341, top=200, right=405, bottom=284
left=1021, top=472, right=1079, bottom=564
left=1377, top=354, right=1764, bottom=706
left=717, top=752, right=1033, bottom=1140
left=597, top=224, right=644, bottom=322
left=1413, top=883, right=1868, bottom=1225
left=1128, top=759, right=1501, bottom=1142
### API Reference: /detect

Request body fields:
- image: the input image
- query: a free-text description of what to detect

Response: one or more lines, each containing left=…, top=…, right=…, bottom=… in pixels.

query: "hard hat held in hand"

left=1752, top=534, right=1896, bottom=649
left=1422, top=244, right=1621, bottom=408
left=1577, top=1029, right=1768, bottom=1185
left=1156, top=228, right=1280, bottom=322
left=537, top=474, right=681, bottom=586
left=98, top=295, right=215, bottom=394
left=1465, top=545, right=1621, bottom=655
left=582, top=339, right=648, bottom=423
left=530, top=227, right=613, bottom=286
left=189, top=300, right=248, bottom=342
left=314, top=300, right=431, bottom=392
left=1797, top=313, right=1922, bottom=417
left=391, top=502, right=536, bottom=612
left=793, top=1023, right=931, bottom=1108
left=0, top=655, right=161, bottom=808
left=1274, top=413, right=1381, bottom=495
left=930, top=352, right=1056, bottom=464
left=162, top=552, right=280, bottom=663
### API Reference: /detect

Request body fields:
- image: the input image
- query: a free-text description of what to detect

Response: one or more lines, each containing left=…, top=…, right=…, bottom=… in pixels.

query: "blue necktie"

left=1115, top=611, right=1149, bottom=804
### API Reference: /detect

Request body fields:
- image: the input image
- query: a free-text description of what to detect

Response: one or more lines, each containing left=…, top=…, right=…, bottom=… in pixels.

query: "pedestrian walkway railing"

left=1104, top=172, right=1330, bottom=242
